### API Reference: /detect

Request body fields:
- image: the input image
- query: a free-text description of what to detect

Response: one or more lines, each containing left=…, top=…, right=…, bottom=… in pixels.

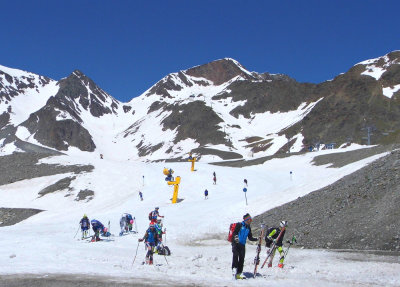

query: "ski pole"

left=74, top=225, right=80, bottom=238
left=283, top=235, right=297, bottom=258
left=161, top=243, right=169, bottom=265
left=134, top=217, right=138, bottom=233
left=131, top=241, right=141, bottom=268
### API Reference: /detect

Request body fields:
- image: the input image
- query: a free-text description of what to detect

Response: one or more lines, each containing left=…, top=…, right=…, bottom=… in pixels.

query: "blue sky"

left=1, top=0, right=399, bottom=102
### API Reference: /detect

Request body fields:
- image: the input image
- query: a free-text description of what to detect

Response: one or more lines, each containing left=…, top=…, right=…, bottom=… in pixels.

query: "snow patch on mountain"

left=382, top=84, right=400, bottom=98
left=359, top=53, right=400, bottom=80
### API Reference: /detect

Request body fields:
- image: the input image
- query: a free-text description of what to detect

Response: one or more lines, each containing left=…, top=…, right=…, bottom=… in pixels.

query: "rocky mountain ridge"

left=1, top=52, right=399, bottom=161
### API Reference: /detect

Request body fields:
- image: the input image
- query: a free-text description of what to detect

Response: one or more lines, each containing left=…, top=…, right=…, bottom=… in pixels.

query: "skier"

left=244, top=179, right=248, bottom=187
left=204, top=189, right=208, bottom=199
left=125, top=213, right=134, bottom=231
left=213, top=172, right=216, bottom=185
left=91, top=219, right=108, bottom=242
left=119, top=214, right=127, bottom=236
left=138, top=223, right=159, bottom=265
left=231, top=213, right=258, bottom=279
left=139, top=191, right=143, bottom=201
left=265, top=220, right=288, bottom=268
left=188, top=152, right=193, bottom=160
left=150, top=207, right=164, bottom=224
left=79, top=214, right=90, bottom=239
left=154, top=218, right=166, bottom=253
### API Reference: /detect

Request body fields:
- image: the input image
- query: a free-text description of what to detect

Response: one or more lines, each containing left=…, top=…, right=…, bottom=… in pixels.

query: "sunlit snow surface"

left=1, top=145, right=399, bottom=286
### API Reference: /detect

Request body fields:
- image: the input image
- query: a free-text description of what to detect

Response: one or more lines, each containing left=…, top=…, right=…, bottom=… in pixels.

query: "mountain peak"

left=185, top=58, right=254, bottom=85
left=70, top=69, right=87, bottom=79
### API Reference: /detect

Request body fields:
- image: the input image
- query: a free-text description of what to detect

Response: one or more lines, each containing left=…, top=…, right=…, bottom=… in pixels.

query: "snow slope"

left=1, top=144, right=399, bottom=286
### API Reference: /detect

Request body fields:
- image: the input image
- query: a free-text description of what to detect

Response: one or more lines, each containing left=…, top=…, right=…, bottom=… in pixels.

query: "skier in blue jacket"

left=91, top=219, right=108, bottom=242
left=138, top=223, right=159, bottom=265
left=231, top=213, right=257, bottom=279
left=79, top=214, right=90, bottom=239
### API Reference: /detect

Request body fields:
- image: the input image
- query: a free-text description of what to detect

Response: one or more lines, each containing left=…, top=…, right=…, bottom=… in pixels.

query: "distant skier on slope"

left=138, top=223, right=159, bottom=265
left=265, top=220, right=287, bottom=268
left=79, top=214, right=90, bottom=239
left=204, top=189, right=208, bottom=199
left=231, top=213, right=258, bottom=279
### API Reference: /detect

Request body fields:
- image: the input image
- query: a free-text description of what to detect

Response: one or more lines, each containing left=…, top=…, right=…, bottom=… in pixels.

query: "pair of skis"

left=252, top=224, right=265, bottom=278
left=261, top=226, right=286, bottom=269
left=253, top=224, right=296, bottom=277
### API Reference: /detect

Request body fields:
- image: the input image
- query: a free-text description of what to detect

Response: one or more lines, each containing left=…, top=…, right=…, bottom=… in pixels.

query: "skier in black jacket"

left=231, top=213, right=258, bottom=279
left=265, top=220, right=287, bottom=268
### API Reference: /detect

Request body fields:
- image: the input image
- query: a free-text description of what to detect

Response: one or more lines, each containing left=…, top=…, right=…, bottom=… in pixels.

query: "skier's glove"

left=234, top=235, right=239, bottom=243
left=267, top=236, right=273, bottom=241
left=138, top=238, right=143, bottom=242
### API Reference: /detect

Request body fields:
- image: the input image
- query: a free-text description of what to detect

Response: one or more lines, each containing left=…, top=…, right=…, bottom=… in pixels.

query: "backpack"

left=158, top=245, right=171, bottom=256
left=227, top=223, right=237, bottom=242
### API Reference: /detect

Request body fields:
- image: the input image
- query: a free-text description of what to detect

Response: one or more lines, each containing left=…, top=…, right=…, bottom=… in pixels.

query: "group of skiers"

left=79, top=207, right=169, bottom=264
left=78, top=161, right=293, bottom=277
left=230, top=213, right=290, bottom=280
left=138, top=207, right=169, bottom=265
left=79, top=214, right=133, bottom=242
left=79, top=215, right=110, bottom=242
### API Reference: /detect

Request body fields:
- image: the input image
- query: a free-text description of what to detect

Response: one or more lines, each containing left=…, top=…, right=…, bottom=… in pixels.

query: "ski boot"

left=278, top=255, right=285, bottom=268
left=235, top=273, right=246, bottom=280
left=232, top=268, right=237, bottom=280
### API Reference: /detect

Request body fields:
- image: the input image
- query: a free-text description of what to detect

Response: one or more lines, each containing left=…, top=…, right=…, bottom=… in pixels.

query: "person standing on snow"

left=138, top=223, right=159, bottom=265
left=154, top=218, right=166, bottom=253
left=204, top=189, right=208, bottom=199
left=119, top=214, right=127, bottom=236
left=213, top=172, right=216, bottom=185
left=124, top=213, right=134, bottom=231
left=150, top=207, right=164, bottom=224
left=139, top=191, right=143, bottom=201
left=244, top=179, right=248, bottom=187
left=79, top=214, right=90, bottom=239
left=231, top=213, right=258, bottom=279
left=90, top=219, right=108, bottom=242
left=265, top=220, right=287, bottom=268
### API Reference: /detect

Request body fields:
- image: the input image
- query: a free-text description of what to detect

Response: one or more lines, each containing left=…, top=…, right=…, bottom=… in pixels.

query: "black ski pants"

left=232, top=243, right=246, bottom=274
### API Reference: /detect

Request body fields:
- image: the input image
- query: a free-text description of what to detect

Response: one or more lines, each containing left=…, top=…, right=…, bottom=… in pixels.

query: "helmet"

left=103, top=227, right=108, bottom=233
left=280, top=221, right=288, bottom=228
left=155, top=207, right=159, bottom=210
left=149, top=223, right=155, bottom=228
left=130, top=219, right=133, bottom=224
left=157, top=218, right=162, bottom=223
left=83, top=214, right=87, bottom=218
